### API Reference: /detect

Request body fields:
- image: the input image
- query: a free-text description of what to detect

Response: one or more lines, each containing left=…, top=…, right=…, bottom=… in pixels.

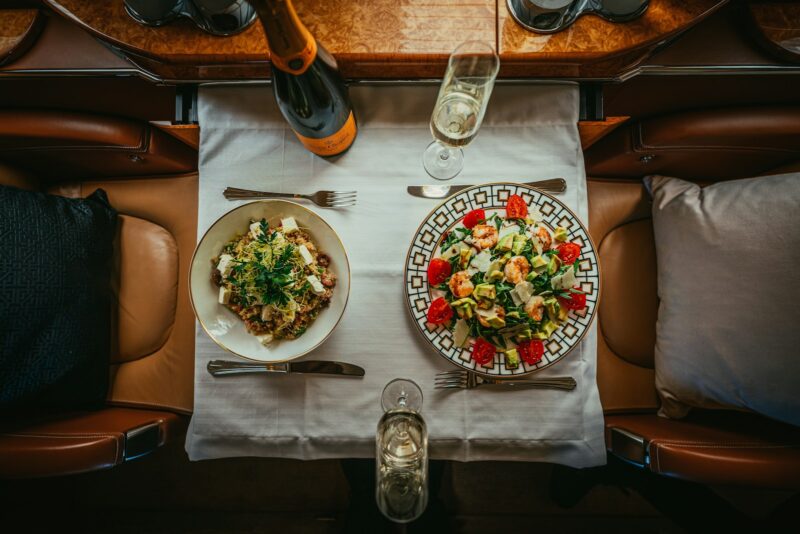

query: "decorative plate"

left=403, top=183, right=600, bottom=377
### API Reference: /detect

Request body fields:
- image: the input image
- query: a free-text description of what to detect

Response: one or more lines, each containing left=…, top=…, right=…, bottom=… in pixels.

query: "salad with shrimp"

left=425, top=194, right=587, bottom=368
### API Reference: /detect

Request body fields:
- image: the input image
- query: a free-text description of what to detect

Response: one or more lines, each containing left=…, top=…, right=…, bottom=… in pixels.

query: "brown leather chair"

left=0, top=110, right=198, bottom=478
left=585, top=107, right=800, bottom=489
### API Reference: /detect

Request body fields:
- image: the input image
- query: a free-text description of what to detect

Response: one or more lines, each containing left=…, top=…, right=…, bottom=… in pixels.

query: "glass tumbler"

left=375, top=378, right=429, bottom=523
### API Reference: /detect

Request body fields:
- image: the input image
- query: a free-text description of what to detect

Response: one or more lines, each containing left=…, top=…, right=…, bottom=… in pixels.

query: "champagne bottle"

left=253, top=0, right=357, bottom=157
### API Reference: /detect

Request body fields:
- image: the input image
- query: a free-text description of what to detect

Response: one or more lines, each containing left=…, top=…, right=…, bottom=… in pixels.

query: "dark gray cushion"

left=0, top=185, right=117, bottom=413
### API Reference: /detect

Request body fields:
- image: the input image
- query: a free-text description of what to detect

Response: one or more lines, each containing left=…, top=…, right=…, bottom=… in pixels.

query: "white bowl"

left=189, top=200, right=350, bottom=363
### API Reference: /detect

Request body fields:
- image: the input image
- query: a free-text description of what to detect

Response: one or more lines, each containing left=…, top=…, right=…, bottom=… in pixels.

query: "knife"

left=207, top=359, right=365, bottom=377
left=407, top=178, right=566, bottom=199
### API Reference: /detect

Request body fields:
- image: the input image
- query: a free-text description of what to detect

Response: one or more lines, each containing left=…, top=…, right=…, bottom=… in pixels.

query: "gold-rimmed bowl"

left=189, top=200, right=350, bottom=363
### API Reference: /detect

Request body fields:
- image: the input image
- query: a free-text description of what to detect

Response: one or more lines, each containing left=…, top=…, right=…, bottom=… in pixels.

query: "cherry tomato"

left=556, top=242, right=581, bottom=265
left=427, top=258, right=452, bottom=286
left=518, top=339, right=544, bottom=365
left=462, top=209, right=486, bottom=229
left=506, top=194, right=528, bottom=219
left=426, top=297, right=453, bottom=324
left=558, top=289, right=587, bottom=311
left=471, top=337, right=496, bottom=366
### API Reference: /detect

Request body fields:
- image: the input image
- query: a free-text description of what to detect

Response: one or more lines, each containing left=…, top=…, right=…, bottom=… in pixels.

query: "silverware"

left=434, top=369, right=576, bottom=391
left=207, top=359, right=365, bottom=377
left=407, top=178, right=566, bottom=199
left=224, top=187, right=357, bottom=208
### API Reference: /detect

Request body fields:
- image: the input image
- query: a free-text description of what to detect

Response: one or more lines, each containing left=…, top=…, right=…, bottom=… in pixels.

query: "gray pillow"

left=647, top=173, right=800, bottom=426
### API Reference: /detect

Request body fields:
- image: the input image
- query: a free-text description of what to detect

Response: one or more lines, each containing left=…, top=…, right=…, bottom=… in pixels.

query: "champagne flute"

left=423, top=41, right=500, bottom=181
left=375, top=378, right=428, bottom=523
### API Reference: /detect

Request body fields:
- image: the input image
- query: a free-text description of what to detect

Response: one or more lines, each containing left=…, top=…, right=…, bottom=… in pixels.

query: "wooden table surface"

left=41, top=0, right=728, bottom=80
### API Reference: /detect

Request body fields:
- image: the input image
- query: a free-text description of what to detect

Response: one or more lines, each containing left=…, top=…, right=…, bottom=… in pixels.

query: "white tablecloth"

left=186, top=83, right=606, bottom=467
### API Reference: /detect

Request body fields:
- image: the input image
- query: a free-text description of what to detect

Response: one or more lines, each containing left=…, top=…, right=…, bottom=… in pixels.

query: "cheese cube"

left=306, top=274, right=325, bottom=295
left=281, top=217, right=299, bottom=234
left=217, top=254, right=234, bottom=278
left=249, top=221, right=264, bottom=239
left=218, top=286, right=231, bottom=304
left=298, top=244, right=314, bottom=265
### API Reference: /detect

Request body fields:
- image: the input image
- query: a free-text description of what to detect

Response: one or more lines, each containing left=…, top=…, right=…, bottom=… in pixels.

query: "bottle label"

left=293, top=111, right=357, bottom=157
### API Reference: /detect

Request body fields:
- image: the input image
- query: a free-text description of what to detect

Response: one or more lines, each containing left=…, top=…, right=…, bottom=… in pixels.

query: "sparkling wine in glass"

left=375, top=378, right=429, bottom=523
left=423, top=41, right=500, bottom=180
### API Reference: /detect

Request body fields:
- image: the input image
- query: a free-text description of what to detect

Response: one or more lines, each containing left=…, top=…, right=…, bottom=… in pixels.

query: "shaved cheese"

left=499, top=223, right=520, bottom=240
left=470, top=250, right=492, bottom=272
left=514, top=281, right=534, bottom=303
left=551, top=268, right=577, bottom=291
left=257, top=333, right=274, bottom=346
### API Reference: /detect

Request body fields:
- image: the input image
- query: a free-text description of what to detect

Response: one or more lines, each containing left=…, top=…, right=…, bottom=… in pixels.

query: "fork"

left=224, top=187, right=357, bottom=208
left=435, top=369, right=577, bottom=391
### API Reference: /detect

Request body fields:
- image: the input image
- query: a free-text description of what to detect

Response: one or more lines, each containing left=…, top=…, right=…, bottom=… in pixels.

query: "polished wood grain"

left=499, top=0, right=727, bottom=76
left=151, top=123, right=200, bottom=150
left=578, top=117, right=629, bottom=150
left=43, top=0, right=726, bottom=80
left=0, top=9, right=43, bottom=66
left=748, top=2, right=800, bottom=63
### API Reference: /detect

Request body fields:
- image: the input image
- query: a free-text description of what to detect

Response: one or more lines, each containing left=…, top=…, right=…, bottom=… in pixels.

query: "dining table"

left=185, top=82, right=606, bottom=468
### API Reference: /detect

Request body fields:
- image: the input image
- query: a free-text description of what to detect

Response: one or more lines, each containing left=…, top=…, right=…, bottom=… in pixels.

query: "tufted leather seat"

left=0, top=110, right=197, bottom=478
left=585, top=107, right=800, bottom=489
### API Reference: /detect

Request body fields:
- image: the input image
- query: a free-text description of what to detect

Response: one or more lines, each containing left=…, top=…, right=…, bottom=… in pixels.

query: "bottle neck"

left=253, top=0, right=317, bottom=74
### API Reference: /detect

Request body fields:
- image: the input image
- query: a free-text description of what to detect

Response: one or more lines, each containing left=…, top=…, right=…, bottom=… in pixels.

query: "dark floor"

left=1, top=434, right=796, bottom=533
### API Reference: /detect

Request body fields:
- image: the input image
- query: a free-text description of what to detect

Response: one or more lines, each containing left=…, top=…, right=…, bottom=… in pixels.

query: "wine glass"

left=375, top=379, right=428, bottom=523
left=423, top=41, right=500, bottom=181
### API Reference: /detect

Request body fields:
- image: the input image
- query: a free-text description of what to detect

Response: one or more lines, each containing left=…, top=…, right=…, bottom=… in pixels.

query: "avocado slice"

left=531, top=255, right=548, bottom=269
left=553, top=226, right=569, bottom=242
left=547, top=255, right=562, bottom=275
left=511, top=234, right=528, bottom=255
left=533, top=319, right=558, bottom=339
left=496, top=234, right=514, bottom=252
left=451, top=297, right=477, bottom=319
left=486, top=270, right=504, bottom=282
left=486, top=315, right=506, bottom=329
left=473, top=283, right=496, bottom=300
left=515, top=328, right=533, bottom=342
left=544, top=298, right=561, bottom=323
left=506, top=311, right=521, bottom=319
left=504, top=348, right=520, bottom=369
left=459, top=247, right=474, bottom=269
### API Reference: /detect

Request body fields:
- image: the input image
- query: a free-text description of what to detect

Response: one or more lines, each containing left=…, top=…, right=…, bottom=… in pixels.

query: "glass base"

left=422, top=141, right=464, bottom=181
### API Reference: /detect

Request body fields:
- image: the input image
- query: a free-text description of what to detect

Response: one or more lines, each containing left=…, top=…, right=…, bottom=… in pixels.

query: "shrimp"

left=534, top=226, right=552, bottom=252
left=504, top=256, right=530, bottom=284
left=471, top=224, right=499, bottom=250
left=524, top=295, right=545, bottom=322
left=448, top=271, right=475, bottom=298
left=478, top=306, right=505, bottom=328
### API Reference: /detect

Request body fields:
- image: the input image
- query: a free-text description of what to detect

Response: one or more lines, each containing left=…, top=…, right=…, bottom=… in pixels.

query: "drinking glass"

left=423, top=41, right=500, bottom=181
left=375, top=378, right=429, bottom=523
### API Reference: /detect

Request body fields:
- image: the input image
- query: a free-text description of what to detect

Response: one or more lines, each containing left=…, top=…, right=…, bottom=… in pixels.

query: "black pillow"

left=0, top=185, right=118, bottom=414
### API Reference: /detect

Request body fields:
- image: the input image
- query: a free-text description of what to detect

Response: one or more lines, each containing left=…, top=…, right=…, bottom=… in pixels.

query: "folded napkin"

left=187, top=83, right=605, bottom=467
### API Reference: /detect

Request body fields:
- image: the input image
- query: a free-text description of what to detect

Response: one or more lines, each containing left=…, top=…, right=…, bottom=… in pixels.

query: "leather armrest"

left=0, top=407, right=182, bottom=479
left=0, top=110, right=196, bottom=180
left=606, top=413, right=800, bottom=490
